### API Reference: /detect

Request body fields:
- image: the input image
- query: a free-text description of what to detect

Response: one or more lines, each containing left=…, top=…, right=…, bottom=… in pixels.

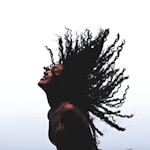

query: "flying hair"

left=45, top=27, right=133, bottom=147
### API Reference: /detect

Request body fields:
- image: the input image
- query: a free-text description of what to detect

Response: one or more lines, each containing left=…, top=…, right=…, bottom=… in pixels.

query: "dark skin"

left=38, top=64, right=64, bottom=107
left=38, top=64, right=97, bottom=150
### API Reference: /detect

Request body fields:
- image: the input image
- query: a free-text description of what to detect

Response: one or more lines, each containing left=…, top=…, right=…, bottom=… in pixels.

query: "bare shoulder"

left=60, top=102, right=76, bottom=111
left=60, top=102, right=88, bottom=122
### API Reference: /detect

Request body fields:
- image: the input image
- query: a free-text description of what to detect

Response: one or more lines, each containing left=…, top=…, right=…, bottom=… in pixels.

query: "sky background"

left=0, top=0, right=150, bottom=150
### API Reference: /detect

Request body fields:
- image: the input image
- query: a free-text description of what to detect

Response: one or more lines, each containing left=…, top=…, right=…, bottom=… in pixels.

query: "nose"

left=43, top=66, right=50, bottom=71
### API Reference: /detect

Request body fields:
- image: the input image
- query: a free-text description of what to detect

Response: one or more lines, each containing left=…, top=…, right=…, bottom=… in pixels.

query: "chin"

left=38, top=80, right=45, bottom=88
left=38, top=79, right=52, bottom=92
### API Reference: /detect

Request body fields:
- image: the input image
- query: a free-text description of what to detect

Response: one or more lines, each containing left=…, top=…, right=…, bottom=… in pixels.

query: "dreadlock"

left=46, top=27, right=133, bottom=148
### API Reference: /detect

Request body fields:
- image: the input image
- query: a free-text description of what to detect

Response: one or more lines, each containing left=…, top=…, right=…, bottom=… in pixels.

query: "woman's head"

left=38, top=64, right=64, bottom=92
left=38, top=28, right=109, bottom=108
left=38, top=27, right=132, bottom=146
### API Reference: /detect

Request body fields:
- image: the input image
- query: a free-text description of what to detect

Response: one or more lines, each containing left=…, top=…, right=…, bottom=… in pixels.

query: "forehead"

left=55, top=64, right=64, bottom=70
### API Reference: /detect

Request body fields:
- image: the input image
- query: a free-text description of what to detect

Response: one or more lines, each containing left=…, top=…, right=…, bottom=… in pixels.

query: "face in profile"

left=38, top=64, right=64, bottom=90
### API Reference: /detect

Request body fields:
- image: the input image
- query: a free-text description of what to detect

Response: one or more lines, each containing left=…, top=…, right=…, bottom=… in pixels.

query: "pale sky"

left=0, top=0, right=150, bottom=150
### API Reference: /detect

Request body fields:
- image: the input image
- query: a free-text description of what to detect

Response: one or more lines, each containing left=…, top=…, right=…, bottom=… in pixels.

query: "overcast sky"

left=0, top=0, right=150, bottom=150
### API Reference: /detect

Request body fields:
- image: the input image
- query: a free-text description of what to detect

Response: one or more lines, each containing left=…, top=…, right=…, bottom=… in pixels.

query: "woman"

left=38, top=64, right=97, bottom=150
left=38, top=28, right=133, bottom=150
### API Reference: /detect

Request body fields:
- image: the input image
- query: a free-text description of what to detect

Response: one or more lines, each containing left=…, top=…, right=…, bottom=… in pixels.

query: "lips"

left=41, top=72, right=48, bottom=80
left=41, top=77, right=47, bottom=80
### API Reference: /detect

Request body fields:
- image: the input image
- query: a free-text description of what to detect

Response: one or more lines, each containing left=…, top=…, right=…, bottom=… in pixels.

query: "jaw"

left=38, top=77, right=53, bottom=90
left=38, top=79, right=49, bottom=92
left=38, top=79, right=56, bottom=95
left=38, top=79, right=47, bottom=86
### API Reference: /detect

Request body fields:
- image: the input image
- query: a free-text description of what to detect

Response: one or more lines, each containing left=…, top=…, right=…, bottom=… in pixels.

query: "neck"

left=46, top=90, right=63, bottom=109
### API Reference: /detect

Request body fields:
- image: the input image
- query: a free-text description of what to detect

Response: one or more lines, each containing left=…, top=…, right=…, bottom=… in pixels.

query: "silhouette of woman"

left=38, top=28, right=133, bottom=150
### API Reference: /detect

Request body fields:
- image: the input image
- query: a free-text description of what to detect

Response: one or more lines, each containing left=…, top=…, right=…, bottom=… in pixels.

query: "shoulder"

left=48, top=102, right=76, bottom=118
left=60, top=102, right=75, bottom=111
